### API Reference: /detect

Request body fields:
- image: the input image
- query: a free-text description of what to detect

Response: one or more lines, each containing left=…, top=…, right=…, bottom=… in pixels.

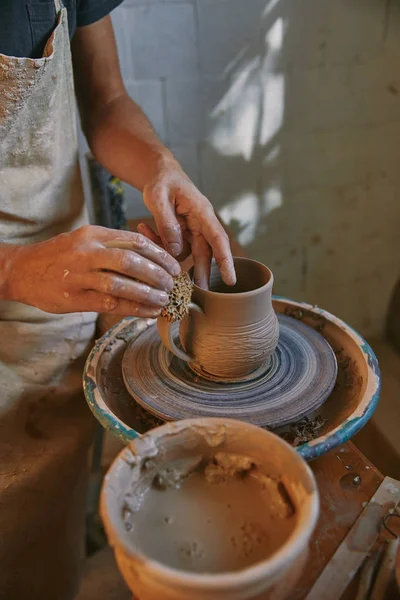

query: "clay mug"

left=101, top=417, right=320, bottom=600
left=157, top=257, right=279, bottom=380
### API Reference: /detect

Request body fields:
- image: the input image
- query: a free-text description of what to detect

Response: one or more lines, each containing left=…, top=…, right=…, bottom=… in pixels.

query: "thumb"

left=143, top=184, right=183, bottom=257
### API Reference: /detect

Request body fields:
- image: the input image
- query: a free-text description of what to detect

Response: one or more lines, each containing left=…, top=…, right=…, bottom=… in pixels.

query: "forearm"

left=85, top=92, right=176, bottom=191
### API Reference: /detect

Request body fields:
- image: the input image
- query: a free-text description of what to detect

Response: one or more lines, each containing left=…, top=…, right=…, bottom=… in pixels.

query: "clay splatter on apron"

left=0, top=2, right=97, bottom=599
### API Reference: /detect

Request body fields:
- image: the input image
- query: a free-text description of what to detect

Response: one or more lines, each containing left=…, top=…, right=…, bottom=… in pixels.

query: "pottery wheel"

left=122, top=314, right=338, bottom=429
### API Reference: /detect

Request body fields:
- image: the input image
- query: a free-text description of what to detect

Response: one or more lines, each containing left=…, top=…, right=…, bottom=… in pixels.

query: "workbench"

left=125, top=217, right=386, bottom=599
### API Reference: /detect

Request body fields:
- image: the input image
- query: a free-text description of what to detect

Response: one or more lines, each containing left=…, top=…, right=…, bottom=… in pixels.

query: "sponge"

left=160, top=271, right=193, bottom=323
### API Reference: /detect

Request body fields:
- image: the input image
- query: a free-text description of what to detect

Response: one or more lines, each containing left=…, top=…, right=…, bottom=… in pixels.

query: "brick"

left=165, top=77, right=227, bottom=144
left=286, top=61, right=400, bottom=135
left=199, top=142, right=261, bottom=214
left=324, top=0, right=386, bottom=67
left=385, top=0, right=400, bottom=57
left=279, top=0, right=330, bottom=70
left=123, top=0, right=162, bottom=4
left=279, top=120, right=400, bottom=192
left=250, top=229, right=306, bottom=301
left=281, top=0, right=385, bottom=70
left=204, top=63, right=265, bottom=158
left=197, top=0, right=265, bottom=75
left=111, top=7, right=133, bottom=81
left=281, top=182, right=400, bottom=337
left=128, top=5, right=198, bottom=79
left=309, top=283, right=369, bottom=332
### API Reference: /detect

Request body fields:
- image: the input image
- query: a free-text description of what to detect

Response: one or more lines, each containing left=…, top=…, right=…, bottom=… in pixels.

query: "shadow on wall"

left=112, top=0, right=400, bottom=338
left=197, top=0, right=400, bottom=338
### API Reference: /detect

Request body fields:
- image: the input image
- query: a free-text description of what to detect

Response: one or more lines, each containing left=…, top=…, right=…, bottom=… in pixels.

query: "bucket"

left=101, top=418, right=319, bottom=600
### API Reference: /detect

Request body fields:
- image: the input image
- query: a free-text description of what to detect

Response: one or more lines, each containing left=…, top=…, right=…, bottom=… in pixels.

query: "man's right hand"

left=1, top=225, right=181, bottom=317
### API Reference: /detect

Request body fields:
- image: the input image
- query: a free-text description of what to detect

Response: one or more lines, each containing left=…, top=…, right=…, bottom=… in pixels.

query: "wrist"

left=141, top=149, right=186, bottom=195
left=0, top=243, right=22, bottom=302
left=148, top=148, right=178, bottom=179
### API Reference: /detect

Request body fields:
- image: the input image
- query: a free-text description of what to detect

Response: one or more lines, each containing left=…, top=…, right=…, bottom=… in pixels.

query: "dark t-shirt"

left=0, top=0, right=123, bottom=59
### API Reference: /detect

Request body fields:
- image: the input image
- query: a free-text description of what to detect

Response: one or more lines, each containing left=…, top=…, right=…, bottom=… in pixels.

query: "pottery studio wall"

left=85, top=0, right=400, bottom=339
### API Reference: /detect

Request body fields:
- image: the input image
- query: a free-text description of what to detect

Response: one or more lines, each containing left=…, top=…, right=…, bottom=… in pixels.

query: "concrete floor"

left=78, top=337, right=400, bottom=599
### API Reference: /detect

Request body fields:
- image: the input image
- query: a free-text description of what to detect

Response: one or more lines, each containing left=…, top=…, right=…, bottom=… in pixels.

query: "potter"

left=0, top=1, right=236, bottom=596
left=101, top=418, right=320, bottom=600
left=158, top=257, right=279, bottom=380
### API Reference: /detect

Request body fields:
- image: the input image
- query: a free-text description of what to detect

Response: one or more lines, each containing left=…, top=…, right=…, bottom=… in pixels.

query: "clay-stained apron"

left=0, top=1, right=97, bottom=598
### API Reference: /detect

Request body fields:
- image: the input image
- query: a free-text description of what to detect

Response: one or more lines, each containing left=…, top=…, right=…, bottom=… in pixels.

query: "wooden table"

left=128, top=217, right=385, bottom=598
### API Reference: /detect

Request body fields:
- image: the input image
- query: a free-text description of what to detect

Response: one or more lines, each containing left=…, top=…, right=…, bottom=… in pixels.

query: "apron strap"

left=54, top=0, right=63, bottom=13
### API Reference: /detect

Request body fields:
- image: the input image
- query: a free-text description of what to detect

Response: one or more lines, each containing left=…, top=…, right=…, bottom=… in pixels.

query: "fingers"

left=103, top=235, right=180, bottom=277
left=199, top=210, right=236, bottom=286
left=143, top=184, right=183, bottom=257
left=75, top=272, right=169, bottom=308
left=175, top=221, right=192, bottom=261
left=91, top=248, right=174, bottom=293
left=137, top=223, right=163, bottom=246
left=75, top=291, right=162, bottom=318
left=191, top=234, right=212, bottom=290
left=138, top=222, right=191, bottom=263
left=100, top=232, right=180, bottom=288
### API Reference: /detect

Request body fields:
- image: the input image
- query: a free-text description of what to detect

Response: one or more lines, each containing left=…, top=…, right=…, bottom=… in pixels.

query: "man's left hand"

left=140, top=158, right=236, bottom=289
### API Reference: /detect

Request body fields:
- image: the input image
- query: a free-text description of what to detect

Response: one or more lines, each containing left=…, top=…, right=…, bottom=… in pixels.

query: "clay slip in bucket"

left=101, top=418, right=319, bottom=600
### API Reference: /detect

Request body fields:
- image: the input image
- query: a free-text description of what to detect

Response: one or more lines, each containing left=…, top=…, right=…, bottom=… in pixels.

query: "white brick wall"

left=126, top=4, right=198, bottom=79
left=103, top=0, right=400, bottom=338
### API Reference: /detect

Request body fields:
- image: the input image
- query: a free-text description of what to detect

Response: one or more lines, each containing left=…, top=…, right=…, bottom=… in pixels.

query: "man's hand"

left=2, top=226, right=180, bottom=316
left=141, top=157, right=236, bottom=289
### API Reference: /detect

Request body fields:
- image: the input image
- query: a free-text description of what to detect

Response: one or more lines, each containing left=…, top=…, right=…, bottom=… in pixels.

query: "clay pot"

left=157, top=257, right=279, bottom=381
left=101, top=418, right=319, bottom=600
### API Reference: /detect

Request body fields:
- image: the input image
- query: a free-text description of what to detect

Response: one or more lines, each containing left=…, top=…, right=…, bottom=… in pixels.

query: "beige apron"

left=0, top=1, right=97, bottom=598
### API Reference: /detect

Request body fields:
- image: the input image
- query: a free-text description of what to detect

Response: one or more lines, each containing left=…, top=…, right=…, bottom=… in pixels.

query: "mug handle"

left=157, top=302, right=204, bottom=362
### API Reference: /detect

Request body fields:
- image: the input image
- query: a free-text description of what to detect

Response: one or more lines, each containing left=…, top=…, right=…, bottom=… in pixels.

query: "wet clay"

left=158, top=257, right=280, bottom=381
left=123, top=452, right=297, bottom=574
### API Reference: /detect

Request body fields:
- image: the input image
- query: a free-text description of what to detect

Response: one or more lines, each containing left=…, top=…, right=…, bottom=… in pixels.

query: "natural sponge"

left=160, top=271, right=193, bottom=323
